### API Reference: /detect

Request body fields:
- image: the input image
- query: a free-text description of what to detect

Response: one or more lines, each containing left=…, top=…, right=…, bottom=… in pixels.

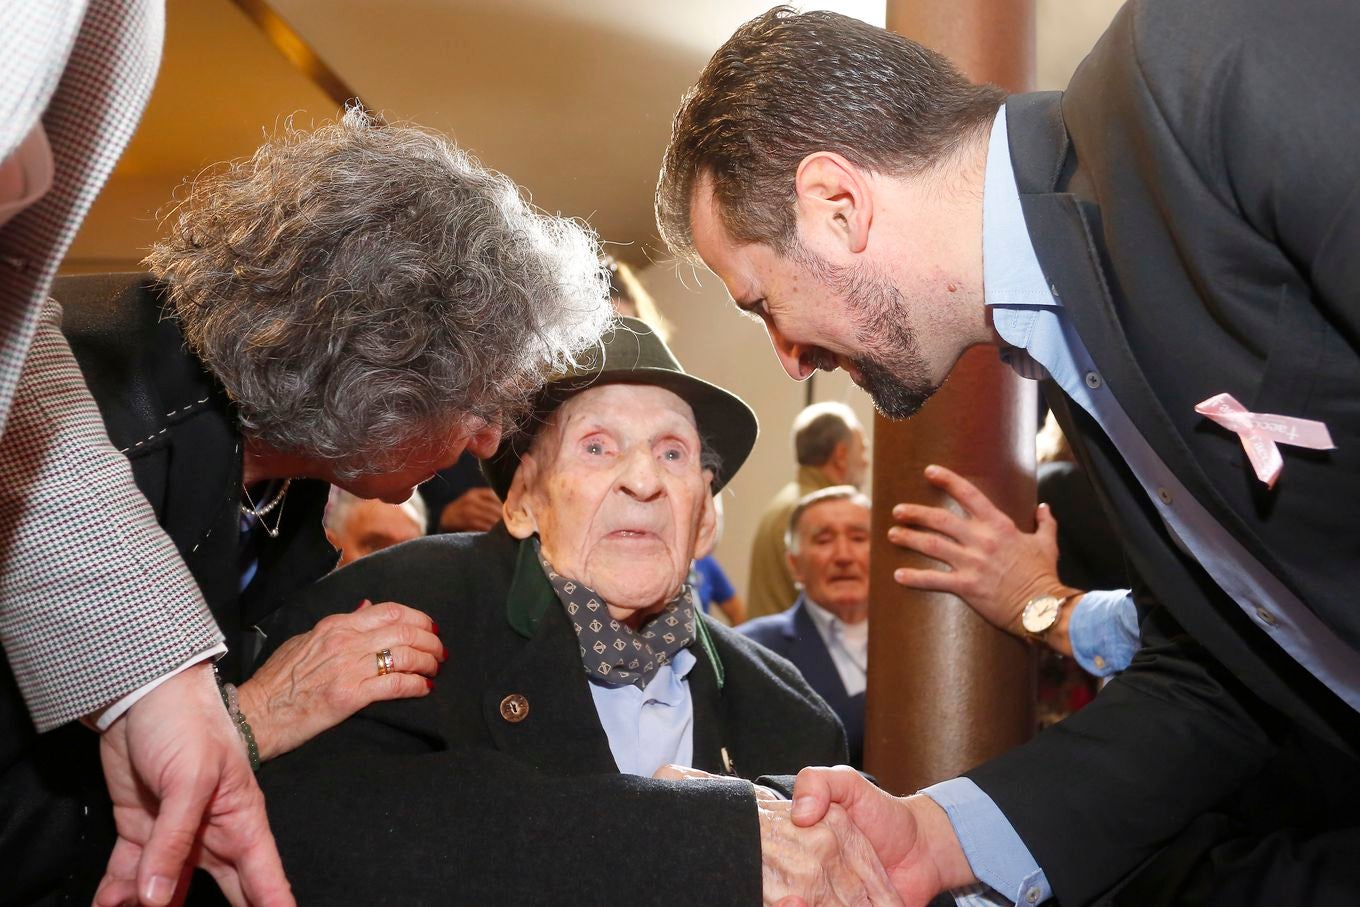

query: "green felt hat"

left=482, top=317, right=758, bottom=498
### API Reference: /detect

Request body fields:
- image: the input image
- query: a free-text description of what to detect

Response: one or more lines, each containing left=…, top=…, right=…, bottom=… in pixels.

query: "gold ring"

left=376, top=648, right=394, bottom=676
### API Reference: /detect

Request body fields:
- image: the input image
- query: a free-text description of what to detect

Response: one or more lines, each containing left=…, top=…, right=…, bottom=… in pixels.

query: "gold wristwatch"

left=1020, top=592, right=1076, bottom=641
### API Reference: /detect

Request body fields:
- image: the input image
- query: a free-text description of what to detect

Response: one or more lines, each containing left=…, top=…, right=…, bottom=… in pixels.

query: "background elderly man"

left=4, top=105, right=612, bottom=903
left=251, top=320, right=899, bottom=905
left=659, top=3, right=1360, bottom=904
left=741, top=486, right=872, bottom=768
left=747, top=401, right=869, bottom=621
left=324, top=488, right=428, bottom=569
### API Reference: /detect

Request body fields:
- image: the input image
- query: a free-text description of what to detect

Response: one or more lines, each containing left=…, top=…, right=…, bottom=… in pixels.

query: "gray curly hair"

left=146, top=106, right=612, bottom=478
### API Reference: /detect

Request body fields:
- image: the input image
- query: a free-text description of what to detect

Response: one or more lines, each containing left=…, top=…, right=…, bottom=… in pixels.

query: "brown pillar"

left=864, top=0, right=1037, bottom=795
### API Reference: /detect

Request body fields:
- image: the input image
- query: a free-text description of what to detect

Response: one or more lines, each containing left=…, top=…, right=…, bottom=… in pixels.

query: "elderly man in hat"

left=250, top=319, right=899, bottom=905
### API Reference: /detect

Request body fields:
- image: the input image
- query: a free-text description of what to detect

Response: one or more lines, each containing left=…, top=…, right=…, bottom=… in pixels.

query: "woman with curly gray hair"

left=46, top=106, right=612, bottom=867
left=150, top=105, right=610, bottom=499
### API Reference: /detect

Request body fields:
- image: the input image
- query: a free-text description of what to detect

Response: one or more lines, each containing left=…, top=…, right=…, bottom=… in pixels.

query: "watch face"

left=1022, top=595, right=1061, bottom=633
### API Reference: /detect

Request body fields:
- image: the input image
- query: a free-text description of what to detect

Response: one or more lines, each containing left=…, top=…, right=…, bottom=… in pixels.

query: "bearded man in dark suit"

left=657, top=1, right=1360, bottom=904
left=253, top=319, right=901, bottom=906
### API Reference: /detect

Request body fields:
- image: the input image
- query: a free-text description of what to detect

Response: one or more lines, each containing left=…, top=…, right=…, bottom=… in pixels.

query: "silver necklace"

left=240, top=478, right=292, bottom=539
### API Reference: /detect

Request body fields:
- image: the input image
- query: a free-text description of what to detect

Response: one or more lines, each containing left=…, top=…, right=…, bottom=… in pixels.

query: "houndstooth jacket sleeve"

left=0, top=0, right=223, bottom=731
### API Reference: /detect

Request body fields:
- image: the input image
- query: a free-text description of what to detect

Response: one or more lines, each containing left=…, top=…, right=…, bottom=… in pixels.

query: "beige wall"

left=65, top=0, right=1119, bottom=274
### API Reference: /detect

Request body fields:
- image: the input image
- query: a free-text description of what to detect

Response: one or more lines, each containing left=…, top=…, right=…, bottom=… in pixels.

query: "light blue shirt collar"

left=982, top=105, right=1057, bottom=312
left=802, top=596, right=868, bottom=697
left=589, top=647, right=696, bottom=777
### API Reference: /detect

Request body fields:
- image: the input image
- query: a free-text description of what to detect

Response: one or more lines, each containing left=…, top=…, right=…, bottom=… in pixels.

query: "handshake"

left=654, top=765, right=976, bottom=906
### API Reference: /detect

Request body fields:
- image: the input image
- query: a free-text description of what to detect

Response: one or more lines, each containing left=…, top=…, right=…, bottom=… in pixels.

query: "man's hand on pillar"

left=887, top=464, right=1079, bottom=642
left=788, top=766, right=975, bottom=906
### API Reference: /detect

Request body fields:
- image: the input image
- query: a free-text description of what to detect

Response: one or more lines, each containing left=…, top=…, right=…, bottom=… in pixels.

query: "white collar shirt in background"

left=802, top=596, right=868, bottom=697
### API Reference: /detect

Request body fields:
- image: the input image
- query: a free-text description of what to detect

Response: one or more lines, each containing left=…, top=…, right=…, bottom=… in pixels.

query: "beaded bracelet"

left=213, top=664, right=261, bottom=772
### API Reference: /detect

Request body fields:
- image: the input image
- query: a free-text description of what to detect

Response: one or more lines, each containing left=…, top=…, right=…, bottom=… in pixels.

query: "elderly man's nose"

left=619, top=448, right=664, bottom=500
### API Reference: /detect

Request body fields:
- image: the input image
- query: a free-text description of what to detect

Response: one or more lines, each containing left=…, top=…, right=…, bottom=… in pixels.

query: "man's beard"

left=851, top=355, right=932, bottom=420
left=795, top=243, right=938, bottom=420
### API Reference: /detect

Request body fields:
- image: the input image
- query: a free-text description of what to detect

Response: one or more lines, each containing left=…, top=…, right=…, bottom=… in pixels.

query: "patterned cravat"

left=536, top=542, right=697, bottom=690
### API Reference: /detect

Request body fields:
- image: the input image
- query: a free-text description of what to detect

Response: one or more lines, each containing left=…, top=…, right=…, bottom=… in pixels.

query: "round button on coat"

left=499, top=693, right=530, bottom=723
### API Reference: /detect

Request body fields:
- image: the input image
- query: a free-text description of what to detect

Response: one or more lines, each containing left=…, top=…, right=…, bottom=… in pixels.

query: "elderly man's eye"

left=661, top=447, right=686, bottom=462
left=584, top=440, right=606, bottom=455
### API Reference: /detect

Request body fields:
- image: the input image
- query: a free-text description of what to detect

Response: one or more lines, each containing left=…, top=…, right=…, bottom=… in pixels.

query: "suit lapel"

left=1006, top=93, right=1290, bottom=585
left=788, top=600, right=852, bottom=713
left=484, top=546, right=618, bottom=775
left=689, top=620, right=728, bottom=774
left=489, top=540, right=736, bottom=776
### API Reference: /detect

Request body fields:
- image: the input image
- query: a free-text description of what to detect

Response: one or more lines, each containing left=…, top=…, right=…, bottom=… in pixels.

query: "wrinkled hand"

left=787, top=766, right=974, bottom=906
left=653, top=764, right=898, bottom=904
left=236, top=599, right=443, bottom=761
left=95, top=662, right=293, bottom=907
left=761, top=798, right=903, bottom=907
left=439, top=487, right=502, bottom=532
left=887, top=464, right=1071, bottom=636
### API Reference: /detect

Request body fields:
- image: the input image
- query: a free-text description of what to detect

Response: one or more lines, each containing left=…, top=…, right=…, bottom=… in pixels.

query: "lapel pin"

left=499, top=693, right=530, bottom=723
left=1195, top=393, right=1335, bottom=488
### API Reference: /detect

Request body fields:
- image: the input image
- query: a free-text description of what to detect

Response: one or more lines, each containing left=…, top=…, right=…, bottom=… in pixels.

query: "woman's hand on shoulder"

left=236, top=599, right=445, bottom=762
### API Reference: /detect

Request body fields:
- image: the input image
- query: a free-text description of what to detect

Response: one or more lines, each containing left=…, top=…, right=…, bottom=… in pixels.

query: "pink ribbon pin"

left=1195, top=393, right=1335, bottom=488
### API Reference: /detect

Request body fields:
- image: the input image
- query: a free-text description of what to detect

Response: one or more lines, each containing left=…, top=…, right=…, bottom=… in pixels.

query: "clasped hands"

left=654, top=764, right=974, bottom=906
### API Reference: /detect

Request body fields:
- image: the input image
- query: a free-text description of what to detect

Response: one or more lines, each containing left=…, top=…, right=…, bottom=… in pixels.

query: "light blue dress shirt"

left=589, top=647, right=696, bottom=777
left=925, top=104, right=1360, bottom=906
left=802, top=597, right=869, bottom=697
left=1067, top=590, right=1138, bottom=677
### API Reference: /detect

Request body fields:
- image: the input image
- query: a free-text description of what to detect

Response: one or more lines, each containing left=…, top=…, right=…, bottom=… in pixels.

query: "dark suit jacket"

left=964, top=1, right=1360, bottom=903
left=0, top=274, right=336, bottom=905
left=739, top=597, right=865, bottom=768
left=255, top=527, right=848, bottom=905
left=1037, top=461, right=1128, bottom=591
left=54, top=273, right=336, bottom=677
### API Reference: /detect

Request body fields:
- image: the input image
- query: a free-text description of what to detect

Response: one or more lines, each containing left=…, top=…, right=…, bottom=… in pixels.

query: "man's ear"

left=785, top=549, right=805, bottom=590
left=692, top=477, right=719, bottom=558
left=502, top=455, right=541, bottom=540
left=829, top=438, right=850, bottom=479
left=794, top=152, right=874, bottom=255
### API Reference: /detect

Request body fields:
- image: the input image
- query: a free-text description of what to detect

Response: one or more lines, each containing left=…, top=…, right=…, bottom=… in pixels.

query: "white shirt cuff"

left=86, top=643, right=228, bottom=731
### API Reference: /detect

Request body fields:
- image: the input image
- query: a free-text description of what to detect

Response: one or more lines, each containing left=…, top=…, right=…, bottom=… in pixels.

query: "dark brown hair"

left=656, top=6, right=1003, bottom=258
